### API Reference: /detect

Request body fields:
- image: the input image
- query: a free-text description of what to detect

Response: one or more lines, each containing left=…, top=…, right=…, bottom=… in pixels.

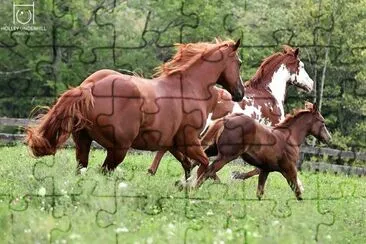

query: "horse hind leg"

left=101, top=147, right=129, bottom=173
left=148, top=149, right=167, bottom=175
left=72, top=129, right=92, bottom=174
left=232, top=168, right=261, bottom=180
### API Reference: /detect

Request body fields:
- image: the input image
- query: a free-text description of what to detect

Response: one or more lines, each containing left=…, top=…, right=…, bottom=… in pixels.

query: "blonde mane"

left=245, top=45, right=298, bottom=87
left=154, top=39, right=236, bottom=77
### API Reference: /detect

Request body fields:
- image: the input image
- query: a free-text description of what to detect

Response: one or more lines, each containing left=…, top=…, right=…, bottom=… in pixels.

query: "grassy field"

left=0, top=145, right=365, bottom=244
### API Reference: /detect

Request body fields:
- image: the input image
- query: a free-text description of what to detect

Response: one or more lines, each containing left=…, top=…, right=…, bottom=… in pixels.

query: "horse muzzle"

left=232, top=90, right=244, bottom=102
left=320, top=128, right=332, bottom=144
left=232, top=81, right=244, bottom=102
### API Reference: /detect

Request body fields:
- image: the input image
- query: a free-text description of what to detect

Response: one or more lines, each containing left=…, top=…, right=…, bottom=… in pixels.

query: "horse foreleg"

left=281, top=164, right=303, bottom=200
left=148, top=149, right=167, bottom=175
left=101, top=147, right=128, bottom=173
left=169, top=149, right=193, bottom=180
left=256, top=170, right=269, bottom=200
left=196, top=155, right=236, bottom=188
left=179, top=146, right=210, bottom=188
left=72, top=129, right=92, bottom=174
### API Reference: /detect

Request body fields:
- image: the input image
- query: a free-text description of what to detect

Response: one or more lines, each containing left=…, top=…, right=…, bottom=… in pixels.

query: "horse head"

left=306, top=102, right=332, bottom=144
left=283, top=46, right=314, bottom=92
left=216, top=39, right=244, bottom=102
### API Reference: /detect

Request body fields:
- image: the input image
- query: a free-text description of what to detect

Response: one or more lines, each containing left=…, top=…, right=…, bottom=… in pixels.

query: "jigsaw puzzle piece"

left=8, top=193, right=71, bottom=243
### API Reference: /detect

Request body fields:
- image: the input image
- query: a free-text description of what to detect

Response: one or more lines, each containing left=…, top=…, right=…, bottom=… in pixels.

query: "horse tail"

left=200, top=118, right=225, bottom=151
left=25, top=87, right=94, bottom=157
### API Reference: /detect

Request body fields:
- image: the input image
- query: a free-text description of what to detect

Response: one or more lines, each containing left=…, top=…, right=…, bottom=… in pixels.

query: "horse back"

left=217, top=114, right=278, bottom=159
left=80, top=69, right=122, bottom=86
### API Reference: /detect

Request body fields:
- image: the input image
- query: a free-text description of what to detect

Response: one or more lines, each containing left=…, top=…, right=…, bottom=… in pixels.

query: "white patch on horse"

left=268, top=64, right=289, bottom=119
left=244, top=104, right=262, bottom=120
left=259, top=117, right=272, bottom=126
left=232, top=100, right=262, bottom=121
left=200, top=112, right=213, bottom=137
left=243, top=96, right=253, bottom=105
left=296, top=61, right=314, bottom=92
left=232, top=102, right=246, bottom=114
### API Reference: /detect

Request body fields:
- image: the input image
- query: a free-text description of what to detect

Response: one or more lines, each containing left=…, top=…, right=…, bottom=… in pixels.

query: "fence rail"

left=1, top=117, right=366, bottom=176
left=0, top=117, right=36, bottom=127
left=300, top=145, right=366, bottom=161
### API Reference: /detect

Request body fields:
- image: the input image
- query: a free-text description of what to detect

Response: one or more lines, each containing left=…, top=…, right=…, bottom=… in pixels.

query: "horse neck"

left=182, top=57, right=226, bottom=97
left=248, top=63, right=291, bottom=119
left=278, top=114, right=312, bottom=145
left=267, top=64, right=291, bottom=106
left=211, top=96, right=235, bottom=120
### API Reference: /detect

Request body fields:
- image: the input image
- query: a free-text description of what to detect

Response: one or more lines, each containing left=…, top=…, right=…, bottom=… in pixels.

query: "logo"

left=13, top=2, right=35, bottom=25
left=1, top=2, right=46, bottom=34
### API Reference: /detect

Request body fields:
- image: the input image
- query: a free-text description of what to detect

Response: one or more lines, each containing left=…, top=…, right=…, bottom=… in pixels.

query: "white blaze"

left=296, top=61, right=314, bottom=91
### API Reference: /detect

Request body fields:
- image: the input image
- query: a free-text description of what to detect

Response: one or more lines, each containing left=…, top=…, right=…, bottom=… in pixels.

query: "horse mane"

left=245, top=45, right=298, bottom=87
left=154, top=39, right=235, bottom=77
left=275, top=102, right=315, bottom=128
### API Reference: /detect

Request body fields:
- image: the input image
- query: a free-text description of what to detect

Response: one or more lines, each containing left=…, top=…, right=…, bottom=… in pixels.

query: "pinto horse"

left=148, top=45, right=314, bottom=179
left=197, top=102, right=331, bottom=200
left=26, top=39, right=244, bottom=177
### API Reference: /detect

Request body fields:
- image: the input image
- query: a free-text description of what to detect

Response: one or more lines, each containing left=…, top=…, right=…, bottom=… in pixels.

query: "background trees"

left=0, top=0, right=365, bottom=149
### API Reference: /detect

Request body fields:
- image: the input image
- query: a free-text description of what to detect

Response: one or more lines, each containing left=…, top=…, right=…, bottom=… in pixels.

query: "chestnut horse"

left=147, top=86, right=233, bottom=177
left=148, top=46, right=314, bottom=179
left=79, top=68, right=233, bottom=180
left=197, top=102, right=331, bottom=200
left=26, top=40, right=244, bottom=178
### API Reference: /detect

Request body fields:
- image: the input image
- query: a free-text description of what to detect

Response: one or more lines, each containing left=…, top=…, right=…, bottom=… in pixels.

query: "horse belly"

left=247, top=144, right=281, bottom=170
left=132, top=107, right=182, bottom=150
left=131, top=131, right=174, bottom=150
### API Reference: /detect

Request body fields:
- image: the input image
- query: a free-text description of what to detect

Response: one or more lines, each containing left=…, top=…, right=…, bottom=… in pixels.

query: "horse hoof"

left=213, top=178, right=221, bottom=184
left=174, top=180, right=185, bottom=191
left=147, top=168, right=155, bottom=175
left=100, top=167, right=112, bottom=175
left=231, top=171, right=244, bottom=180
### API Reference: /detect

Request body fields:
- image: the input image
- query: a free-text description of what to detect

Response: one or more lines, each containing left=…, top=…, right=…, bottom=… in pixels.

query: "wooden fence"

left=1, top=117, right=366, bottom=176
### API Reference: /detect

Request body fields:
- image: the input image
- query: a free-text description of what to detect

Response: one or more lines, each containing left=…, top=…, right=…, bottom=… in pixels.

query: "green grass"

left=0, top=145, right=365, bottom=244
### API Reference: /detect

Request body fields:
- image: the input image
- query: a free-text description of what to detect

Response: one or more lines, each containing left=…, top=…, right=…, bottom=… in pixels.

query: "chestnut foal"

left=198, top=102, right=331, bottom=200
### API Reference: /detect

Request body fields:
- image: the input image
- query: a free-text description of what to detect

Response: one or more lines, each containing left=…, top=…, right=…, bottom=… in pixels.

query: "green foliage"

left=0, top=0, right=365, bottom=149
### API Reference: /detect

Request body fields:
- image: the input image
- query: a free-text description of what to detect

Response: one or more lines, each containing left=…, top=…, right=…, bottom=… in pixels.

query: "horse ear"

left=313, top=103, right=318, bottom=112
left=294, top=48, right=299, bottom=57
left=233, top=39, right=241, bottom=51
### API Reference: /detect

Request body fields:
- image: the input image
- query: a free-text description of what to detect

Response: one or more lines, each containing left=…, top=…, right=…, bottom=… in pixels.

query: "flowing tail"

left=25, top=87, right=94, bottom=157
left=200, top=118, right=225, bottom=157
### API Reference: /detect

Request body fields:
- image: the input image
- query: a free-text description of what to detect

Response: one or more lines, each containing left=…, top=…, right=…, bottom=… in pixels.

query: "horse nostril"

left=231, top=89, right=243, bottom=102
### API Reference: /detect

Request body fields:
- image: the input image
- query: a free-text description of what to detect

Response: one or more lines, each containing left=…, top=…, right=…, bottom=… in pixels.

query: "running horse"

left=26, top=39, right=244, bottom=178
left=148, top=45, right=314, bottom=180
left=197, top=102, right=331, bottom=200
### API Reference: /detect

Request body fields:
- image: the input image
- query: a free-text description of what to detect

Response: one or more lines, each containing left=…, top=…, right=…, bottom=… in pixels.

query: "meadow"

left=0, top=145, right=365, bottom=244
